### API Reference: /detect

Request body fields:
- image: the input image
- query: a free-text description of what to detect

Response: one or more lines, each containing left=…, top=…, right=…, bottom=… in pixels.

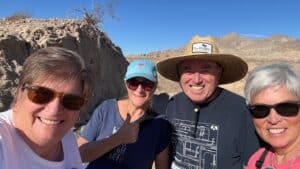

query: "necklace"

left=125, top=100, right=145, bottom=122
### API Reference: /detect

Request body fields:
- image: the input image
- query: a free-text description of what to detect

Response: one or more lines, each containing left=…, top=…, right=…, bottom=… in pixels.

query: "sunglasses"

left=248, top=102, right=300, bottom=119
left=126, top=78, right=155, bottom=92
left=22, top=84, right=86, bottom=110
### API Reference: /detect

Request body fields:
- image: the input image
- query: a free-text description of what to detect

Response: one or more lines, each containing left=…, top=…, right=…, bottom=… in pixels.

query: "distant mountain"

left=127, top=33, right=300, bottom=96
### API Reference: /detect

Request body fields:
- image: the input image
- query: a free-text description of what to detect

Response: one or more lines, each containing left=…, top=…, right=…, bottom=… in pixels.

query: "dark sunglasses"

left=248, top=102, right=300, bottom=119
left=126, top=78, right=155, bottom=92
left=22, top=84, right=86, bottom=111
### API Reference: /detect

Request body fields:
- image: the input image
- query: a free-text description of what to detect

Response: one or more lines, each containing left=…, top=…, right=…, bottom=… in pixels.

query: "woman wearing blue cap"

left=77, top=59, right=171, bottom=169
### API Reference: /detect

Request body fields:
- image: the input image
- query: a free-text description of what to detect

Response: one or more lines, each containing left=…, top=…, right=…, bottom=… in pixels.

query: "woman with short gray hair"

left=245, top=63, right=300, bottom=169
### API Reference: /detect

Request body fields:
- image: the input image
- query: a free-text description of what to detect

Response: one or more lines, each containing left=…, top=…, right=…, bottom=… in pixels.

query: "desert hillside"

left=128, top=33, right=300, bottom=96
left=0, top=18, right=299, bottom=124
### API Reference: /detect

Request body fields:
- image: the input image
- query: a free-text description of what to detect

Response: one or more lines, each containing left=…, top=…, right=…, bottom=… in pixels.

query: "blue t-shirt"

left=80, top=99, right=171, bottom=169
left=166, top=88, right=261, bottom=169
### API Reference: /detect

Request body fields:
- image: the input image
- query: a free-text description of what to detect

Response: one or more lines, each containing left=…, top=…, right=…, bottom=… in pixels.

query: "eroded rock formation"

left=0, top=18, right=128, bottom=125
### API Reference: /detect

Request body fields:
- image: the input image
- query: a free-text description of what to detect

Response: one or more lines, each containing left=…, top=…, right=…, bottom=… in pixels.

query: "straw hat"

left=156, top=35, right=248, bottom=84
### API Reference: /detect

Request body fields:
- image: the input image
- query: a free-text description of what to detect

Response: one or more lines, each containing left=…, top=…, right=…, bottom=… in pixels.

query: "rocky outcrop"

left=1, top=18, right=300, bottom=127
left=0, top=18, right=128, bottom=125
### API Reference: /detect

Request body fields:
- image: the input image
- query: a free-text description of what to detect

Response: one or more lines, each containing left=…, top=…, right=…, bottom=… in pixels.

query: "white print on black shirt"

left=108, top=144, right=127, bottom=163
left=171, top=119, right=219, bottom=169
left=107, top=126, right=127, bottom=163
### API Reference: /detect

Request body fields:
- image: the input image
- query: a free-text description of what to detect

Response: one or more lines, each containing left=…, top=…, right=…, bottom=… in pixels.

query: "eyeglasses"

left=22, top=84, right=86, bottom=110
left=248, top=102, right=300, bottom=119
left=126, top=78, right=155, bottom=92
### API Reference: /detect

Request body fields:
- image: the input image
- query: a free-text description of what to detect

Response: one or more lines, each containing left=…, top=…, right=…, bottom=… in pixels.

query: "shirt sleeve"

left=0, top=143, right=3, bottom=169
left=0, top=133, right=3, bottom=162
left=0, top=121, right=5, bottom=166
left=155, top=118, right=172, bottom=154
left=80, top=103, right=105, bottom=141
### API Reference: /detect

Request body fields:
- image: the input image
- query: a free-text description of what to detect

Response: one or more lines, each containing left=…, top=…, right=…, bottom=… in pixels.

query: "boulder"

left=0, top=18, right=128, bottom=126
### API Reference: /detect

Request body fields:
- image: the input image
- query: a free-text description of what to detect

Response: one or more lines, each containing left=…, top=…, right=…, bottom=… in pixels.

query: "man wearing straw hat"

left=156, top=35, right=261, bottom=169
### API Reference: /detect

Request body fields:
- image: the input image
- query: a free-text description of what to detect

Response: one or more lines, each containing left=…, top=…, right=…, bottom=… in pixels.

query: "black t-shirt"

left=166, top=88, right=261, bottom=169
left=83, top=99, right=171, bottom=169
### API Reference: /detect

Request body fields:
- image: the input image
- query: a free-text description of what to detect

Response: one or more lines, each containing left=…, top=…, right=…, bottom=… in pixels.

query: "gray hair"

left=244, top=63, right=300, bottom=104
left=15, top=47, right=94, bottom=103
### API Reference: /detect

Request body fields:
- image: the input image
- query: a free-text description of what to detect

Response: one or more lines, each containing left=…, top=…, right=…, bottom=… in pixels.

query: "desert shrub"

left=73, top=0, right=118, bottom=28
left=6, top=12, right=31, bottom=21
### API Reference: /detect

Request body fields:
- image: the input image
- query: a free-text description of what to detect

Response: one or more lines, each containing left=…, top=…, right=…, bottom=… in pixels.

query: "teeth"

left=268, top=128, right=285, bottom=134
left=39, top=118, right=62, bottom=125
left=190, top=84, right=204, bottom=90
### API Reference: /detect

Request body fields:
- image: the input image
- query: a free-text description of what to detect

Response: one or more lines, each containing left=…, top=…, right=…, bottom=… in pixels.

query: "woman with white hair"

left=244, top=63, right=300, bottom=169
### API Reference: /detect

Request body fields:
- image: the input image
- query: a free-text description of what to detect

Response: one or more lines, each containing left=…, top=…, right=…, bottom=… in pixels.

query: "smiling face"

left=126, top=77, right=156, bottom=108
left=12, top=76, right=83, bottom=149
left=178, top=59, right=222, bottom=104
left=251, top=85, right=300, bottom=152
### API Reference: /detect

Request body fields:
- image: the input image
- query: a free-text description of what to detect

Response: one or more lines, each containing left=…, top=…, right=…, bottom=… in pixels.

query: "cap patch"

left=192, top=42, right=212, bottom=54
left=124, top=59, right=157, bottom=82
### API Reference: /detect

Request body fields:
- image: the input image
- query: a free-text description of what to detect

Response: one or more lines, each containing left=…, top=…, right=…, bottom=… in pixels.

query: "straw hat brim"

left=157, top=53, right=248, bottom=84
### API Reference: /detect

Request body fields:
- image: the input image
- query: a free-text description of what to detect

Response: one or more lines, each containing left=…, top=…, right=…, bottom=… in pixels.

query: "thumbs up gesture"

left=115, top=114, right=139, bottom=144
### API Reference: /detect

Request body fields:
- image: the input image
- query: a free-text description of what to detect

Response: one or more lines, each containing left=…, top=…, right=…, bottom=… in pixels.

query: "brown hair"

left=15, top=47, right=94, bottom=102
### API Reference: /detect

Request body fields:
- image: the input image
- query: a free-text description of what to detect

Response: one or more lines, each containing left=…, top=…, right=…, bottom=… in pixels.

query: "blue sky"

left=1, top=0, right=300, bottom=55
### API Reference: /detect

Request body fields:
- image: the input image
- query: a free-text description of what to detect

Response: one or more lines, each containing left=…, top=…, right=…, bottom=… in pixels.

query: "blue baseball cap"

left=124, top=59, right=157, bottom=82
